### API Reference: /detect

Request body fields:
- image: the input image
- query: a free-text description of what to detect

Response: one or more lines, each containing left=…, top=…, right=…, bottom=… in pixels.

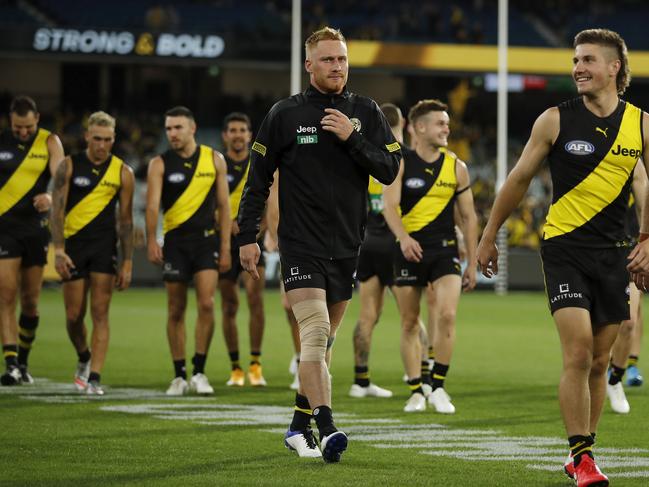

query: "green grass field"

left=2, top=288, right=648, bottom=486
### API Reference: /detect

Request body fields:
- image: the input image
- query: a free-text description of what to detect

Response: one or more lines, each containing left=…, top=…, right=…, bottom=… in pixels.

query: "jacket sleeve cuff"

left=237, top=231, right=258, bottom=247
left=343, top=129, right=363, bottom=150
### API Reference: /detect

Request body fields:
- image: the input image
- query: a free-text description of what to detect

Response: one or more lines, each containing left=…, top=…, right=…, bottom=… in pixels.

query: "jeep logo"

left=296, top=125, right=317, bottom=134
left=565, top=140, right=595, bottom=155
left=611, top=144, right=641, bottom=158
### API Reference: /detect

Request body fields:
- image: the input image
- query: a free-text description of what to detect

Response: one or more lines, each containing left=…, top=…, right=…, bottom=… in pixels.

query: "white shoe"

left=404, top=392, right=427, bottom=412
left=289, top=374, right=300, bottom=390
left=74, top=361, right=90, bottom=391
left=284, top=427, right=322, bottom=458
left=86, top=381, right=105, bottom=396
left=288, top=354, right=299, bottom=375
left=428, top=388, right=455, bottom=414
left=421, top=383, right=432, bottom=398
left=190, top=373, right=214, bottom=395
left=349, top=383, right=393, bottom=398
left=607, top=382, right=630, bottom=414
left=19, top=365, right=34, bottom=385
left=166, top=377, right=189, bottom=396
left=1, top=365, right=22, bottom=386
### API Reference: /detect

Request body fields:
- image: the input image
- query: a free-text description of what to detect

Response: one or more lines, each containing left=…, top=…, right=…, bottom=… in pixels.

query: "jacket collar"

left=305, top=84, right=351, bottom=101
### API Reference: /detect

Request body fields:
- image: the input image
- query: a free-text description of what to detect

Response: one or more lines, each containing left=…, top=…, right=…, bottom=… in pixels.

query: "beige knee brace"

left=292, top=299, right=330, bottom=362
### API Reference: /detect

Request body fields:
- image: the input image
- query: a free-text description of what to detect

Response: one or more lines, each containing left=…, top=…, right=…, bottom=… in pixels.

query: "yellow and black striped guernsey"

left=224, top=154, right=249, bottom=221
left=0, top=128, right=51, bottom=232
left=64, top=152, right=123, bottom=240
left=543, top=98, right=644, bottom=247
left=400, top=148, right=458, bottom=248
left=161, top=145, right=216, bottom=236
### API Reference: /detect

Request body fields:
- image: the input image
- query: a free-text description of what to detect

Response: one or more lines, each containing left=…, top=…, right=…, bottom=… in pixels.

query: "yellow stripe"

left=572, top=445, right=592, bottom=457
left=3, top=351, right=18, bottom=358
left=402, top=152, right=456, bottom=234
left=19, top=328, right=36, bottom=338
left=64, top=156, right=123, bottom=238
left=18, top=339, right=32, bottom=349
left=0, top=128, right=50, bottom=217
left=355, top=372, right=370, bottom=379
left=386, top=141, right=401, bottom=153
left=229, top=161, right=250, bottom=220
left=163, top=145, right=216, bottom=234
left=544, top=104, right=642, bottom=239
left=252, top=141, right=266, bottom=156
left=408, top=382, right=422, bottom=391
left=294, top=406, right=312, bottom=415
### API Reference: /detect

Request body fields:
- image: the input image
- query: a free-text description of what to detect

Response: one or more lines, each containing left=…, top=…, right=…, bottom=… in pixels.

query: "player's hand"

left=115, top=260, right=132, bottom=291
left=627, top=238, right=649, bottom=275
left=477, top=237, right=498, bottom=278
left=54, top=249, right=75, bottom=280
left=400, top=235, right=423, bottom=262
left=321, top=108, right=354, bottom=141
left=264, top=229, right=278, bottom=252
left=147, top=239, right=163, bottom=265
left=218, top=248, right=232, bottom=274
left=240, top=243, right=261, bottom=280
left=33, top=193, right=52, bottom=212
left=462, top=264, right=477, bottom=292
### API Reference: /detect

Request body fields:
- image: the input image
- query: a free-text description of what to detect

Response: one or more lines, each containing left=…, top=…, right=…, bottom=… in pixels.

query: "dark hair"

left=164, top=106, right=194, bottom=120
left=380, top=103, right=402, bottom=129
left=574, top=28, right=630, bottom=95
left=223, top=112, right=251, bottom=131
left=408, top=99, right=448, bottom=124
left=10, top=95, right=38, bottom=116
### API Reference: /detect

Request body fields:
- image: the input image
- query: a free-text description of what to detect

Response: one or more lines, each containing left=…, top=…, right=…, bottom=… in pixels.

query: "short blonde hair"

left=305, top=26, right=346, bottom=54
left=87, top=111, right=116, bottom=129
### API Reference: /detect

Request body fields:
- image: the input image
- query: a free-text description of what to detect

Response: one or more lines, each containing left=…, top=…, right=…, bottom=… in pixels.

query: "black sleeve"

left=237, top=107, right=282, bottom=246
left=342, top=100, right=401, bottom=185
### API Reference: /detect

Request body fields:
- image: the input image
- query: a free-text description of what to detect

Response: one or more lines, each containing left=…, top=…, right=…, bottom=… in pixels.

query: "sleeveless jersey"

left=161, top=145, right=217, bottom=236
left=0, top=128, right=52, bottom=232
left=543, top=98, right=643, bottom=248
left=225, top=153, right=250, bottom=221
left=399, top=148, right=458, bottom=248
left=64, top=151, right=123, bottom=241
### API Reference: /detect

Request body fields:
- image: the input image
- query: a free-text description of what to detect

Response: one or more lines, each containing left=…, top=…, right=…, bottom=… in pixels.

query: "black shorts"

left=393, top=245, right=461, bottom=287
left=541, top=244, right=630, bottom=325
left=280, top=251, right=358, bottom=303
left=220, top=237, right=266, bottom=282
left=64, top=236, right=117, bottom=281
left=357, top=232, right=395, bottom=286
left=162, top=231, right=219, bottom=282
left=0, top=226, right=49, bottom=268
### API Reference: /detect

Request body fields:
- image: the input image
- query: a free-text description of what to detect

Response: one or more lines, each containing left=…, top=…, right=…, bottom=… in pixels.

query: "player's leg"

left=165, top=281, right=188, bottom=395
left=63, top=278, right=90, bottom=390
left=282, top=281, right=301, bottom=389
left=218, top=276, right=244, bottom=386
left=242, top=267, right=266, bottom=386
left=16, top=265, right=45, bottom=383
left=627, top=297, right=644, bottom=386
left=0, top=258, right=22, bottom=385
left=85, top=272, right=115, bottom=394
left=190, top=269, right=218, bottom=394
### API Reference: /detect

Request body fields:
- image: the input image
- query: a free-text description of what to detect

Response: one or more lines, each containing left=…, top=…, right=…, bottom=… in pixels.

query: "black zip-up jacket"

left=237, top=85, right=401, bottom=259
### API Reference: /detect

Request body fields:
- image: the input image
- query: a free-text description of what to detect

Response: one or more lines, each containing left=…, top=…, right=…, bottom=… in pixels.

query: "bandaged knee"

left=292, top=299, right=330, bottom=362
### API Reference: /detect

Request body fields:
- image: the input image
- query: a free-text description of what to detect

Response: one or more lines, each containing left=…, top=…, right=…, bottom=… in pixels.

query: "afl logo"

left=565, top=140, right=594, bottom=155
left=0, top=151, right=13, bottom=161
left=226, top=174, right=235, bottom=183
left=73, top=176, right=92, bottom=187
left=405, top=177, right=426, bottom=189
left=167, top=172, right=185, bottom=183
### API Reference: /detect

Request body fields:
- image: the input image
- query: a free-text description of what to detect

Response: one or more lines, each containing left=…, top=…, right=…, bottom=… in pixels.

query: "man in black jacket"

left=238, top=26, right=401, bottom=463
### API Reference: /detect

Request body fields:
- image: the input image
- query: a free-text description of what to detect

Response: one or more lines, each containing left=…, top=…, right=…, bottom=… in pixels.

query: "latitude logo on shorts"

left=550, top=282, right=583, bottom=304
left=559, top=283, right=569, bottom=293
left=290, top=266, right=299, bottom=276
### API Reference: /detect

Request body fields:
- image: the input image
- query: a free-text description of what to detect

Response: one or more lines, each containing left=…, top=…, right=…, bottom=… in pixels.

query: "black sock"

left=407, top=377, right=424, bottom=395
left=313, top=405, right=336, bottom=439
left=354, top=365, right=370, bottom=387
left=432, top=362, right=450, bottom=390
left=289, top=393, right=312, bottom=431
left=421, top=360, right=432, bottom=385
left=608, top=364, right=626, bottom=385
left=250, top=351, right=261, bottom=366
left=590, top=432, right=596, bottom=444
left=229, top=351, right=241, bottom=370
left=628, top=355, right=639, bottom=367
left=428, top=347, right=435, bottom=362
left=88, top=372, right=101, bottom=383
left=192, top=353, right=206, bottom=375
left=173, top=359, right=186, bottom=379
left=569, top=435, right=594, bottom=466
left=78, top=349, right=91, bottom=364
left=17, top=314, right=39, bottom=366
left=3, top=345, right=18, bottom=367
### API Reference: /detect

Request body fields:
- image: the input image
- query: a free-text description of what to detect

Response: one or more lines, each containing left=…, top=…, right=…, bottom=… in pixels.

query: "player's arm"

left=116, top=164, right=135, bottom=291
left=34, top=133, right=65, bottom=212
left=383, top=159, right=423, bottom=262
left=214, top=150, right=232, bottom=274
left=454, top=159, right=478, bottom=291
left=145, top=156, right=164, bottom=265
left=51, top=156, right=74, bottom=279
left=263, top=170, right=280, bottom=252
left=476, top=107, right=558, bottom=277
left=628, top=110, right=649, bottom=279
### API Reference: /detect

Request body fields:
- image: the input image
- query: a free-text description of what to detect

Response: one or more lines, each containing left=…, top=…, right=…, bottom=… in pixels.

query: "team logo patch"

left=405, top=177, right=426, bottom=189
left=252, top=141, right=266, bottom=156
left=0, top=151, right=13, bottom=161
left=73, top=176, right=92, bottom=187
left=386, top=142, right=401, bottom=153
left=167, top=172, right=185, bottom=183
left=350, top=118, right=362, bottom=132
left=564, top=140, right=594, bottom=155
